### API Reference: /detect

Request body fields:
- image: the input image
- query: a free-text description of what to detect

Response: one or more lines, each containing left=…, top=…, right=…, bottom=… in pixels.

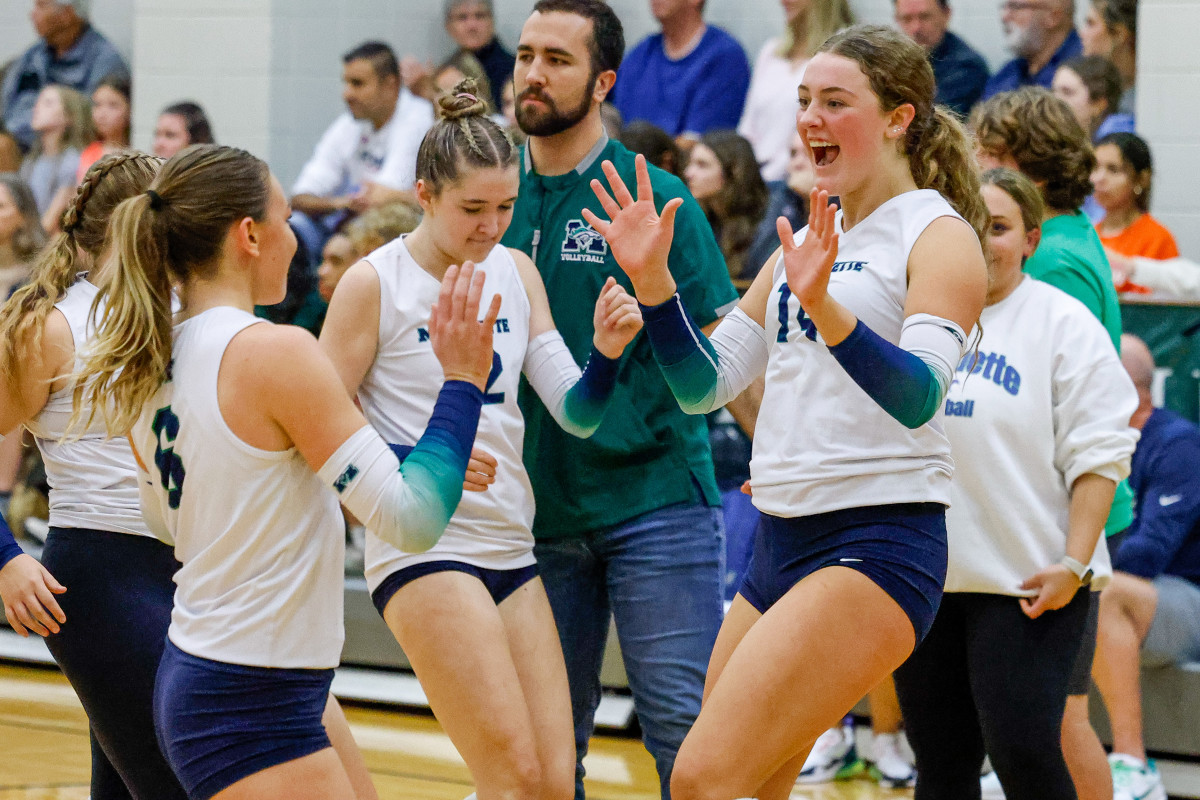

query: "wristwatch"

left=1061, top=556, right=1094, bottom=585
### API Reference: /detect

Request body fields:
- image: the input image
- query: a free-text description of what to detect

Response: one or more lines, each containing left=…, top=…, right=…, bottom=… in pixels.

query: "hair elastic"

left=455, top=92, right=479, bottom=104
left=146, top=189, right=165, bottom=210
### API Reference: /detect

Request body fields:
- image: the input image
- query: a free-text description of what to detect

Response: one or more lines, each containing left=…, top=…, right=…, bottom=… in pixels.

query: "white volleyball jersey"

left=24, top=278, right=154, bottom=539
left=130, top=307, right=345, bottom=669
left=944, top=278, right=1138, bottom=595
left=753, top=189, right=964, bottom=517
left=358, top=238, right=536, bottom=592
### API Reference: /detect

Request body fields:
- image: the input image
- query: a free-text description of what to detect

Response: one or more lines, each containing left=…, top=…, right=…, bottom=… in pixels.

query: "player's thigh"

left=211, top=747, right=354, bottom=800
left=702, top=594, right=761, bottom=703
left=672, top=567, right=915, bottom=800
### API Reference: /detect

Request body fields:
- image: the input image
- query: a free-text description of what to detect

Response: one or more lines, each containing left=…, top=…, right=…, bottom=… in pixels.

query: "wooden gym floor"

left=0, top=662, right=913, bottom=800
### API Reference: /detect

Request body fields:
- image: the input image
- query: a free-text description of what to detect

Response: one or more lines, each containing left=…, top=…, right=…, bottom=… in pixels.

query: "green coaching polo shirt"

left=1024, top=209, right=1132, bottom=534
left=503, top=135, right=739, bottom=539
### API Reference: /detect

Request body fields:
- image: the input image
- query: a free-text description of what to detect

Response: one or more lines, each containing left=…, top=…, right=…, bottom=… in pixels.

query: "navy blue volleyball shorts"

left=371, top=560, right=540, bottom=616
left=153, top=640, right=334, bottom=800
left=739, top=502, right=948, bottom=642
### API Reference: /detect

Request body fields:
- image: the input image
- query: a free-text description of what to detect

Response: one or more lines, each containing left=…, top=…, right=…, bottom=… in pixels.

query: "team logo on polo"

left=561, top=220, right=607, bottom=264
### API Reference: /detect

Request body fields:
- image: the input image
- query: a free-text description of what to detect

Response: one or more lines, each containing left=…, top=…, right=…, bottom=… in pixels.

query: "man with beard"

left=291, top=41, right=433, bottom=253
left=983, top=0, right=1082, bottom=98
left=501, top=2, right=738, bottom=798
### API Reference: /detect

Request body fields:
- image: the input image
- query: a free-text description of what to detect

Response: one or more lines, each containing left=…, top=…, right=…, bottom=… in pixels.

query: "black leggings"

left=894, top=591, right=1089, bottom=800
left=41, top=528, right=188, bottom=800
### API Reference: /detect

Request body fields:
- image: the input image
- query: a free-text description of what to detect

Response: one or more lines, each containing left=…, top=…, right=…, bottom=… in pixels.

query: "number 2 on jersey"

left=483, top=351, right=505, bottom=405
left=776, top=285, right=817, bottom=343
left=152, top=406, right=186, bottom=510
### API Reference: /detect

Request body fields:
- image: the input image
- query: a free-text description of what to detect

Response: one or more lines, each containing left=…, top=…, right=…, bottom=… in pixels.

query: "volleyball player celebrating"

left=584, top=24, right=988, bottom=800
left=71, top=144, right=495, bottom=800
left=320, top=85, right=641, bottom=800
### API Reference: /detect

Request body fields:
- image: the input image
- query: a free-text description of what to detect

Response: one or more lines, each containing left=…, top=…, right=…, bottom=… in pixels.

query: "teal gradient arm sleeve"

left=639, top=295, right=768, bottom=415
left=523, top=331, right=621, bottom=438
left=827, top=319, right=947, bottom=429
left=320, top=381, right=483, bottom=553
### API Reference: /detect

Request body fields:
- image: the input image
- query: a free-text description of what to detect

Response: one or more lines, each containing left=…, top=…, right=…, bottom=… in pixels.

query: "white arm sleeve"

left=523, top=330, right=584, bottom=428
left=900, top=312, right=969, bottom=398
left=1131, top=256, right=1200, bottom=300
left=706, top=307, right=770, bottom=410
left=317, top=425, right=457, bottom=554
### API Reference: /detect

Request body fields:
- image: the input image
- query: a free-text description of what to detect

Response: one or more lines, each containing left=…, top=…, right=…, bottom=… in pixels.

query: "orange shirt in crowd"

left=75, top=141, right=108, bottom=183
left=1099, top=214, right=1180, bottom=294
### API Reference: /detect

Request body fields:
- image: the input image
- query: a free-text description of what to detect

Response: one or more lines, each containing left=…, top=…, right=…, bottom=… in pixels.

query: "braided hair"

left=415, top=78, right=517, bottom=194
left=0, top=150, right=162, bottom=393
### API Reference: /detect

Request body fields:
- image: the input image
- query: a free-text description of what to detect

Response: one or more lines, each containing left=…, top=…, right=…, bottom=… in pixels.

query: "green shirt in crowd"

left=502, top=135, right=739, bottom=540
left=1024, top=209, right=1133, bottom=534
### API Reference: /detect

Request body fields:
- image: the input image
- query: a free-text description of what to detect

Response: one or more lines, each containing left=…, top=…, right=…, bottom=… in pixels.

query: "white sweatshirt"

left=292, top=90, right=434, bottom=197
left=944, top=277, right=1139, bottom=595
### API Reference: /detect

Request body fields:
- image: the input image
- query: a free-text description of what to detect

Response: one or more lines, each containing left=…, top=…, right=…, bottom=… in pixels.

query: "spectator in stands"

left=739, top=0, right=855, bottom=181
left=20, top=85, right=90, bottom=224
left=431, top=51, right=495, bottom=114
left=76, top=73, right=129, bottom=179
left=1092, top=133, right=1178, bottom=294
left=894, top=0, right=990, bottom=116
left=973, top=86, right=1124, bottom=800
left=983, top=0, right=1081, bottom=99
left=621, top=120, right=684, bottom=176
left=1081, top=0, right=1137, bottom=113
left=151, top=101, right=214, bottom=159
left=405, top=0, right=516, bottom=110
left=291, top=41, right=434, bottom=256
left=315, top=232, right=357, bottom=305
left=746, top=130, right=812, bottom=275
left=1053, top=55, right=1134, bottom=143
left=343, top=199, right=421, bottom=256
left=0, top=173, right=45, bottom=300
left=612, top=0, right=751, bottom=142
left=0, top=0, right=128, bottom=152
left=683, top=130, right=767, bottom=288
left=1093, top=334, right=1200, bottom=800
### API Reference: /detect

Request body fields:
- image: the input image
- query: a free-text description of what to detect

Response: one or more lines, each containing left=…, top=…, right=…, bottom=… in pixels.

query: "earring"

left=1135, top=186, right=1143, bottom=195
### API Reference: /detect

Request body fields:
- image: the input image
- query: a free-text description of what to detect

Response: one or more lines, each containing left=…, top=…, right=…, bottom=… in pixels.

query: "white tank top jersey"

left=130, top=307, right=345, bottom=669
left=24, top=278, right=154, bottom=539
left=358, top=237, right=536, bottom=591
left=753, top=189, right=965, bottom=518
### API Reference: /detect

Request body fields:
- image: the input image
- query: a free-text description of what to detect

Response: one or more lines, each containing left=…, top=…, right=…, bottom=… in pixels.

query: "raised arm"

left=515, top=249, right=640, bottom=438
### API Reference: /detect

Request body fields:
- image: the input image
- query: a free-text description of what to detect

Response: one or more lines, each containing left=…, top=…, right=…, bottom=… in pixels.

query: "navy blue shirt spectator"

left=931, top=32, right=991, bottom=115
left=985, top=29, right=1082, bottom=98
left=895, top=0, right=990, bottom=116
left=471, top=38, right=516, bottom=110
left=746, top=181, right=806, bottom=277
left=1117, top=407, right=1200, bottom=585
left=1, top=2, right=128, bottom=150
left=612, top=1, right=750, bottom=139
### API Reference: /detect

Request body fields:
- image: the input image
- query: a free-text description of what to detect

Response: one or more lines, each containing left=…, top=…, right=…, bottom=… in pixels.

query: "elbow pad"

left=523, top=331, right=620, bottom=438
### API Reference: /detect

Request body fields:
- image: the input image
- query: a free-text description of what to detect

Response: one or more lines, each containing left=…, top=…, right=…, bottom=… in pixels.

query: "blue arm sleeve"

left=1115, top=439, right=1200, bottom=578
left=399, top=380, right=482, bottom=494
left=827, top=319, right=944, bottom=430
left=640, top=295, right=722, bottom=413
left=0, top=512, right=22, bottom=571
left=560, top=347, right=621, bottom=437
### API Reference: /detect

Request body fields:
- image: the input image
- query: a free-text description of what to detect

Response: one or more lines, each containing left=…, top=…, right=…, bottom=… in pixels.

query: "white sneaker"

left=1110, top=753, right=1167, bottom=800
left=867, top=732, right=916, bottom=788
left=796, top=722, right=863, bottom=784
left=980, top=770, right=1006, bottom=800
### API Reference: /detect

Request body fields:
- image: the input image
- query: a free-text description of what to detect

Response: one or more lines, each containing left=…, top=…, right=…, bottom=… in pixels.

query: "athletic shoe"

left=867, top=732, right=916, bottom=788
left=1110, top=753, right=1167, bottom=800
left=980, top=770, right=1006, bottom=800
left=796, top=721, right=864, bottom=784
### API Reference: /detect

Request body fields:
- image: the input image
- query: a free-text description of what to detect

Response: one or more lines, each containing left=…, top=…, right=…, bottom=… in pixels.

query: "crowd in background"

left=0, top=1, right=1198, bottom=800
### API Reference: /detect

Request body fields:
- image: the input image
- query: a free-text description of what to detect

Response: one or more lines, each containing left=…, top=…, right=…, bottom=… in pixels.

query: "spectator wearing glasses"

left=894, top=0, right=991, bottom=116
left=983, top=0, right=1082, bottom=99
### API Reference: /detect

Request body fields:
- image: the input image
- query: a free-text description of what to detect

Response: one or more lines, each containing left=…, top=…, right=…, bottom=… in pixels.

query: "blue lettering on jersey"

left=151, top=406, right=186, bottom=510
left=957, top=351, right=1022, bottom=396
left=944, top=399, right=975, bottom=417
left=830, top=260, right=866, bottom=273
left=561, top=220, right=608, bottom=264
left=495, top=318, right=509, bottom=333
left=418, top=328, right=429, bottom=342
left=333, top=464, right=359, bottom=493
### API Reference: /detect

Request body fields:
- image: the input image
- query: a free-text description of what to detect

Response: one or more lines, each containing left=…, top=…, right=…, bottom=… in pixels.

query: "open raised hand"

left=592, top=276, right=643, bottom=358
left=777, top=188, right=840, bottom=311
left=582, top=155, right=682, bottom=306
left=429, top=261, right=502, bottom=391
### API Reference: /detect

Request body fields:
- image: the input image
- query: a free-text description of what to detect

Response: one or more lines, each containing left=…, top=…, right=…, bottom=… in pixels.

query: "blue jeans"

left=534, top=502, right=725, bottom=800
